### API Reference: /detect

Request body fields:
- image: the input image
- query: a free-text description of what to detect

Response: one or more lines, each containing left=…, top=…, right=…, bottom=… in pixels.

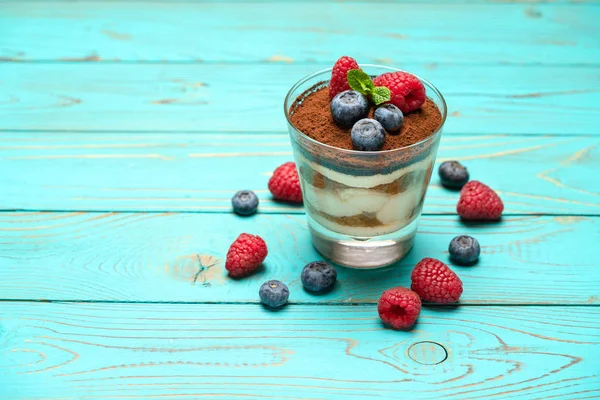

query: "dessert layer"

left=305, top=165, right=425, bottom=195
left=297, top=151, right=432, bottom=189
left=306, top=200, right=420, bottom=237
left=302, top=181, right=423, bottom=221
left=289, top=85, right=443, bottom=151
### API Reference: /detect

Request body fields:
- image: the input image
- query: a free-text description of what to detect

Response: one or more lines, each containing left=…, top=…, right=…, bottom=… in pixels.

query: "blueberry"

left=231, top=190, right=259, bottom=215
left=449, top=235, right=480, bottom=265
left=301, top=261, right=337, bottom=292
left=374, top=104, right=404, bottom=134
left=438, top=161, right=469, bottom=189
left=259, top=280, right=289, bottom=308
left=330, top=90, right=369, bottom=128
left=350, top=119, right=386, bottom=151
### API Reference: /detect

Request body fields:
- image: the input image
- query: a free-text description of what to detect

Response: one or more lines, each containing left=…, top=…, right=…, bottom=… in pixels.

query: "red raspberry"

left=329, top=56, right=360, bottom=99
left=373, top=72, right=426, bottom=113
left=268, top=162, right=302, bottom=203
left=457, top=180, right=504, bottom=220
left=225, top=233, right=268, bottom=278
left=411, top=258, right=463, bottom=304
left=377, top=287, right=422, bottom=330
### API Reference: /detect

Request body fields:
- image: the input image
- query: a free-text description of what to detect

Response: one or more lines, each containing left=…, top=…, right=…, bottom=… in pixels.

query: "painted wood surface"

left=1, top=2, right=599, bottom=64
left=2, top=0, right=599, bottom=397
left=0, top=132, right=600, bottom=215
left=1, top=212, right=598, bottom=304
left=2, top=133, right=598, bottom=215
left=0, top=302, right=599, bottom=399
left=3, top=0, right=598, bottom=3
left=1, top=64, right=599, bottom=133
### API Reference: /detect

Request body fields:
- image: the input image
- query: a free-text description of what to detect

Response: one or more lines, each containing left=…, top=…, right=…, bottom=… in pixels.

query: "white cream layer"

left=303, top=183, right=422, bottom=223
left=296, top=152, right=431, bottom=188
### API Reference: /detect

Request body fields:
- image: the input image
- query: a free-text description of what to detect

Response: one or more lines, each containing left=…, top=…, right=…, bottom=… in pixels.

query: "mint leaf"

left=347, top=70, right=390, bottom=105
left=347, top=69, right=374, bottom=95
left=371, top=86, right=391, bottom=105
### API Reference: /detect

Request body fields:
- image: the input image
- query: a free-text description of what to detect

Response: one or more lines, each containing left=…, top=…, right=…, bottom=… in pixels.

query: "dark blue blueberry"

left=449, top=235, right=480, bottom=265
left=259, top=280, right=289, bottom=308
left=374, top=104, right=404, bottom=134
left=231, top=190, right=259, bottom=216
left=330, top=90, right=369, bottom=128
left=350, top=118, right=386, bottom=151
left=438, top=161, right=469, bottom=189
left=301, top=261, right=337, bottom=292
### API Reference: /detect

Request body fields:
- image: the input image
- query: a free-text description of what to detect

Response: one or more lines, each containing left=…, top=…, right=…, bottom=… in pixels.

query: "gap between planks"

left=2, top=209, right=600, bottom=217
left=0, top=299, right=598, bottom=306
left=1, top=60, right=600, bottom=67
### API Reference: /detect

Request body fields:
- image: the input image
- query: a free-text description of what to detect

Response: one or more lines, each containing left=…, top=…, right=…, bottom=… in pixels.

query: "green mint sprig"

left=347, top=69, right=391, bottom=106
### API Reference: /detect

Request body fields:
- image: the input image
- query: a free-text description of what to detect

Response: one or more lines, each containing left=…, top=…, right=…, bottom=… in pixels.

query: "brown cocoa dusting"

left=320, top=212, right=384, bottom=228
left=307, top=205, right=385, bottom=228
left=290, top=86, right=442, bottom=151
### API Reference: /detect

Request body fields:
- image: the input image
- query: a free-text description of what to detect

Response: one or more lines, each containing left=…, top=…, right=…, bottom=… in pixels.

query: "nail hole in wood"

left=408, top=341, right=448, bottom=365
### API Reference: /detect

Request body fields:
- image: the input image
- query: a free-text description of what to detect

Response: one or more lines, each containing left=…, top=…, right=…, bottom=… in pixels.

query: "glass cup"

left=284, top=65, right=447, bottom=269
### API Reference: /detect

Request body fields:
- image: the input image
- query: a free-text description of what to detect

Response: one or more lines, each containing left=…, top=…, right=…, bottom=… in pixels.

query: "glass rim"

left=283, top=64, right=447, bottom=156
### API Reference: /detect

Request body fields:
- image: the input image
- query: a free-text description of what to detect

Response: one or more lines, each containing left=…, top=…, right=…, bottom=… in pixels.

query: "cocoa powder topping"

left=289, top=86, right=442, bottom=151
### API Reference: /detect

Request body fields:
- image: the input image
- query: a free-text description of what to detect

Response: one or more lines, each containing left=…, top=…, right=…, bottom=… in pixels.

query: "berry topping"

left=225, top=233, right=268, bottom=278
left=377, top=287, right=422, bottom=330
left=231, top=190, right=259, bottom=216
left=301, top=261, right=337, bottom=292
left=259, top=280, right=289, bottom=308
left=330, top=90, right=369, bottom=128
left=329, top=56, right=361, bottom=99
left=449, top=235, right=481, bottom=265
left=373, top=71, right=426, bottom=113
left=411, top=258, right=463, bottom=304
left=457, top=181, right=504, bottom=220
left=268, top=162, right=302, bottom=203
left=439, top=161, right=469, bottom=189
left=374, top=104, right=404, bottom=134
left=350, top=118, right=386, bottom=151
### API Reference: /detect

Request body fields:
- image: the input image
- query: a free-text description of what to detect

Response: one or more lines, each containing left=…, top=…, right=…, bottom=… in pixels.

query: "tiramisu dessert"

left=284, top=56, right=446, bottom=267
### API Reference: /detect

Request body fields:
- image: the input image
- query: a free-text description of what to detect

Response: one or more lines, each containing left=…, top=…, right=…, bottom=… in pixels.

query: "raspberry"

left=457, top=180, right=504, bottom=220
left=225, top=233, right=268, bottom=278
left=377, top=287, right=422, bottom=330
left=373, top=72, right=426, bottom=113
left=411, top=258, right=463, bottom=304
left=268, top=162, right=302, bottom=203
left=329, top=56, right=360, bottom=99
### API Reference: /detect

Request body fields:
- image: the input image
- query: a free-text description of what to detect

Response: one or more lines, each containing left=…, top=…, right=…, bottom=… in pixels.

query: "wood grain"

left=1, top=2, right=599, bottom=64
left=1, top=1, right=598, bottom=398
left=0, top=302, right=598, bottom=399
left=1, top=64, right=599, bottom=133
left=0, top=212, right=598, bottom=304
left=1, top=133, right=598, bottom=214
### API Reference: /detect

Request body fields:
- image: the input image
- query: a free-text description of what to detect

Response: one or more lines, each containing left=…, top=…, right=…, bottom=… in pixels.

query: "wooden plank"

left=0, top=212, right=598, bottom=304
left=3, top=0, right=599, bottom=3
left=0, top=302, right=598, bottom=399
left=1, top=2, right=598, bottom=64
left=1, top=133, right=598, bottom=215
left=1, top=64, right=599, bottom=133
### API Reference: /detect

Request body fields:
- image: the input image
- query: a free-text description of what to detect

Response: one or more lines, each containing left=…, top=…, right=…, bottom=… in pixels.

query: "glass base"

left=307, top=215, right=418, bottom=269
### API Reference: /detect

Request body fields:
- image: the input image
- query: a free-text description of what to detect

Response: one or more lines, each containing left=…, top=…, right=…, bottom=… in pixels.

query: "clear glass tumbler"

left=284, top=65, right=446, bottom=269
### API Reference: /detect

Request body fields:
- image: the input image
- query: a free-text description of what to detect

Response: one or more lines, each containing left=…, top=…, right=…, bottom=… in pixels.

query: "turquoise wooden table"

left=1, top=1, right=600, bottom=398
